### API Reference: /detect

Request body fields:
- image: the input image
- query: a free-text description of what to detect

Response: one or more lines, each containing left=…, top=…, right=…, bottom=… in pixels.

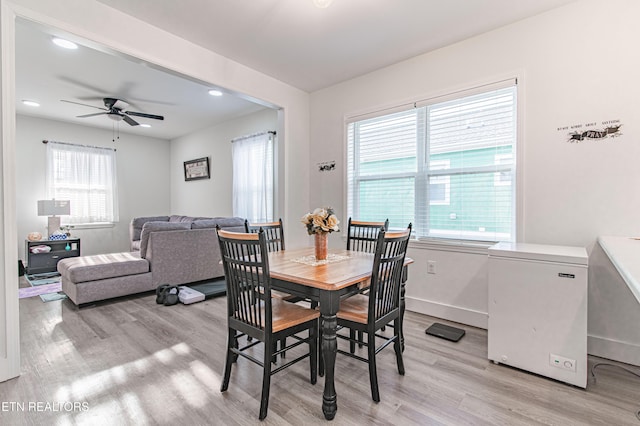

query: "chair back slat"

left=369, top=224, right=412, bottom=323
left=346, top=218, right=389, bottom=254
left=245, top=218, right=285, bottom=252
left=218, top=229, right=272, bottom=332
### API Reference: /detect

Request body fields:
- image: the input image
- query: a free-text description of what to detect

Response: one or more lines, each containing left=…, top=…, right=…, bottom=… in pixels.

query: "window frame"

left=45, top=141, right=119, bottom=227
left=344, top=78, right=520, bottom=244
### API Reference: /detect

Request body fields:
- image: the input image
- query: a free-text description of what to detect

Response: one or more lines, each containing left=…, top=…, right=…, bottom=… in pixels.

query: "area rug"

left=20, top=273, right=67, bottom=302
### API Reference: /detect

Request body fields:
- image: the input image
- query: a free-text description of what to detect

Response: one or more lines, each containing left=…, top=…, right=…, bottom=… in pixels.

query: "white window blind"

left=46, top=141, right=119, bottom=224
left=232, top=131, right=274, bottom=222
left=347, top=82, right=517, bottom=242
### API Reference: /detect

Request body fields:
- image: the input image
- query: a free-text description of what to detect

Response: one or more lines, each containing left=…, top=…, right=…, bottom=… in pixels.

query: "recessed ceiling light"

left=139, top=124, right=151, bottom=128
left=208, top=89, right=223, bottom=97
left=22, top=100, right=40, bottom=107
left=52, top=37, right=78, bottom=50
left=313, top=0, right=333, bottom=8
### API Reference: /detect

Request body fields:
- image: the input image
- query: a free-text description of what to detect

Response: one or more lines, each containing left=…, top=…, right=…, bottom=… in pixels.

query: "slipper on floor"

left=164, top=285, right=180, bottom=306
left=156, top=284, right=170, bottom=304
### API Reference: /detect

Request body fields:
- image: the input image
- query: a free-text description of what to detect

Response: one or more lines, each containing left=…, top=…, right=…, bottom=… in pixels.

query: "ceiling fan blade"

left=125, top=111, right=164, bottom=121
left=77, top=112, right=107, bottom=118
left=123, top=115, right=139, bottom=126
left=61, top=99, right=107, bottom=111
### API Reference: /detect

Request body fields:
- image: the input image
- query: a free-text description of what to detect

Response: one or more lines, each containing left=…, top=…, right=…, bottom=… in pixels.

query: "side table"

left=25, top=238, right=81, bottom=275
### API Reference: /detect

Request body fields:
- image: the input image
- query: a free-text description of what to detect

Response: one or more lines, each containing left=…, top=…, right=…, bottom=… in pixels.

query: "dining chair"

left=244, top=218, right=285, bottom=251
left=346, top=218, right=390, bottom=344
left=217, top=228, right=319, bottom=420
left=335, top=224, right=411, bottom=402
left=246, top=218, right=317, bottom=311
left=346, top=218, right=390, bottom=253
left=244, top=218, right=298, bottom=355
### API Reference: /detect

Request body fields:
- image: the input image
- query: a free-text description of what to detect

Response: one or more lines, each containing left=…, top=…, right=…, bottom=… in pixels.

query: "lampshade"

left=37, top=199, right=70, bottom=216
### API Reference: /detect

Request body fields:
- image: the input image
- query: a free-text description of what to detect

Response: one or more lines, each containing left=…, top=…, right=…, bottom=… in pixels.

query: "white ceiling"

left=95, top=0, right=577, bottom=92
left=16, top=0, right=577, bottom=140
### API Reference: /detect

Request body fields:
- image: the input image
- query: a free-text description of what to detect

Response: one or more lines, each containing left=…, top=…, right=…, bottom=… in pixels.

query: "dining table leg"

left=399, top=266, right=409, bottom=352
left=319, top=291, right=339, bottom=420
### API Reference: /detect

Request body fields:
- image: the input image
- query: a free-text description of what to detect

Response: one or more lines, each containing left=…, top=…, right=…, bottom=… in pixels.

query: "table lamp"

left=37, top=199, right=70, bottom=238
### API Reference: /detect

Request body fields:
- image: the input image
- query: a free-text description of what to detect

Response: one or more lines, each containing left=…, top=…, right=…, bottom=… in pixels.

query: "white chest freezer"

left=488, top=242, right=588, bottom=388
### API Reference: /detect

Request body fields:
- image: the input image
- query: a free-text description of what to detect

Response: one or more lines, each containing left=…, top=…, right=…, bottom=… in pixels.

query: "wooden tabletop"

left=268, top=247, right=413, bottom=291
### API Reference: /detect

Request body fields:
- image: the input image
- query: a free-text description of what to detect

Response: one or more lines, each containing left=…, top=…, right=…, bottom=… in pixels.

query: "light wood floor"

left=1, top=281, right=639, bottom=425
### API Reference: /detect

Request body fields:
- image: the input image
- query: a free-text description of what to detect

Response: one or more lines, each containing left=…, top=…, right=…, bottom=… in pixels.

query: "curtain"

left=46, top=141, right=119, bottom=224
left=232, top=132, right=274, bottom=222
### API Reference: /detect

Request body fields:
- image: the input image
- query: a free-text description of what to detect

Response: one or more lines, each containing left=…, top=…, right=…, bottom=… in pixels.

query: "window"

left=46, top=141, right=119, bottom=224
left=347, top=82, right=517, bottom=242
left=232, top=131, right=274, bottom=222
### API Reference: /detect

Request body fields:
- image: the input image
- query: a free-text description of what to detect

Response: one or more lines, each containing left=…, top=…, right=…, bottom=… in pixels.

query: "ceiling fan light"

left=107, top=113, right=123, bottom=122
left=22, top=100, right=40, bottom=107
left=140, top=124, right=151, bottom=128
left=208, top=89, right=223, bottom=97
left=52, top=38, right=78, bottom=50
left=312, top=0, right=333, bottom=8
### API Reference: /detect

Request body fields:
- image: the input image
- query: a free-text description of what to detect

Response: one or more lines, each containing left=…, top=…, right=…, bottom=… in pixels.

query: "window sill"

left=64, top=222, right=116, bottom=230
left=409, top=237, right=496, bottom=255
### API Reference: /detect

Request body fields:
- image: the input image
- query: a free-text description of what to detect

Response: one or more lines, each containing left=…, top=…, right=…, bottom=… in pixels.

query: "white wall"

left=170, top=108, right=278, bottom=217
left=15, top=115, right=171, bottom=257
left=310, top=0, right=640, bottom=364
left=0, top=0, right=310, bottom=382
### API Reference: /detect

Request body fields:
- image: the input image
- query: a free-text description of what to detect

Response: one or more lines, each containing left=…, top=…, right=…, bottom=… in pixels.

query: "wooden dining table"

left=268, top=247, right=412, bottom=421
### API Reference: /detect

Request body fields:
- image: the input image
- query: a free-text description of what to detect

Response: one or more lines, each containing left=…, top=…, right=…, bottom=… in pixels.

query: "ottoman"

left=58, top=252, right=153, bottom=305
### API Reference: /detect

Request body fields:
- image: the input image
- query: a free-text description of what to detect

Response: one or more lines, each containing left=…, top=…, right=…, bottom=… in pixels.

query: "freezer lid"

left=488, top=242, right=588, bottom=265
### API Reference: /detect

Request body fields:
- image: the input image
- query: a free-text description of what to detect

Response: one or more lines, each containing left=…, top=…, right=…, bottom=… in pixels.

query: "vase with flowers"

left=301, top=207, right=340, bottom=260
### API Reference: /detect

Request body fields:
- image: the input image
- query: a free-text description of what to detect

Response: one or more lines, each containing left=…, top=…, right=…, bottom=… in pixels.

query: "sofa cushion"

left=130, top=216, right=169, bottom=241
left=139, top=221, right=192, bottom=258
left=191, top=217, right=246, bottom=231
left=58, top=252, right=149, bottom=283
left=169, top=215, right=211, bottom=223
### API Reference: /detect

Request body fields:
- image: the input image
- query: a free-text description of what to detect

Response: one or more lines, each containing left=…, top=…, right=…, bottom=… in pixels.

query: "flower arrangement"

left=301, top=207, right=340, bottom=235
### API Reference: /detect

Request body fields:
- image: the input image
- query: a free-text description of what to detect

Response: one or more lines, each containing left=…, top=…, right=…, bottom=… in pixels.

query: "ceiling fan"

left=61, top=97, right=164, bottom=126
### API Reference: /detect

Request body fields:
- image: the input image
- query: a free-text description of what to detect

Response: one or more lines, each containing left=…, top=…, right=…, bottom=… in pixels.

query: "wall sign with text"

left=558, top=119, right=623, bottom=143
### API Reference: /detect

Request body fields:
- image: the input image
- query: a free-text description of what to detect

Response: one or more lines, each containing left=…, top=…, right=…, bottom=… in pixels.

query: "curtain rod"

left=42, top=140, right=116, bottom=152
left=231, top=130, right=276, bottom=143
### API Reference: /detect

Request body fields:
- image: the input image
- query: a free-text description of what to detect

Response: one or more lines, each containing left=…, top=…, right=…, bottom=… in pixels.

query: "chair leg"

left=260, top=340, right=273, bottom=420
left=394, top=320, right=405, bottom=376
left=281, top=337, right=286, bottom=359
left=367, top=330, right=380, bottom=403
left=232, top=333, right=239, bottom=363
left=221, top=330, right=235, bottom=392
left=349, top=329, right=356, bottom=354
left=310, top=323, right=318, bottom=385
left=357, top=330, right=364, bottom=348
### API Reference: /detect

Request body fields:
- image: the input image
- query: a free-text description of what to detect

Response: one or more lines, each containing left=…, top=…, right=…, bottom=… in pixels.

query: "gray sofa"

left=58, top=215, right=245, bottom=305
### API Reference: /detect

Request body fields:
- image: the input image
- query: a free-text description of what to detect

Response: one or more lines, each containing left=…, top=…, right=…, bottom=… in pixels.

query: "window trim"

left=46, top=141, right=119, bottom=226
left=343, top=75, right=523, bottom=243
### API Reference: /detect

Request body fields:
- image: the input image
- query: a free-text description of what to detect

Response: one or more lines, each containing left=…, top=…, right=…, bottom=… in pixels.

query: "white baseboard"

left=588, top=334, right=640, bottom=367
left=405, top=296, right=488, bottom=329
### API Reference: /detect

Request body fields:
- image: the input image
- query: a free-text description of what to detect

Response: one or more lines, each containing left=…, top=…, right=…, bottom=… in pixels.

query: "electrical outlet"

left=427, top=260, right=436, bottom=274
left=549, top=353, right=576, bottom=372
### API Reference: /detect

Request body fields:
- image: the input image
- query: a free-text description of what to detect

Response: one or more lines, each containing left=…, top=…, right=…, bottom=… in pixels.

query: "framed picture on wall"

left=184, top=157, right=210, bottom=181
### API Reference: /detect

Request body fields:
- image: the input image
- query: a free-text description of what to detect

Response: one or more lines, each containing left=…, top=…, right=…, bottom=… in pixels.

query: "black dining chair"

left=246, top=218, right=317, bottom=310
left=346, top=218, right=389, bottom=253
left=244, top=218, right=285, bottom=251
left=346, top=218, right=390, bottom=347
left=217, top=228, right=319, bottom=420
left=335, top=224, right=411, bottom=402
